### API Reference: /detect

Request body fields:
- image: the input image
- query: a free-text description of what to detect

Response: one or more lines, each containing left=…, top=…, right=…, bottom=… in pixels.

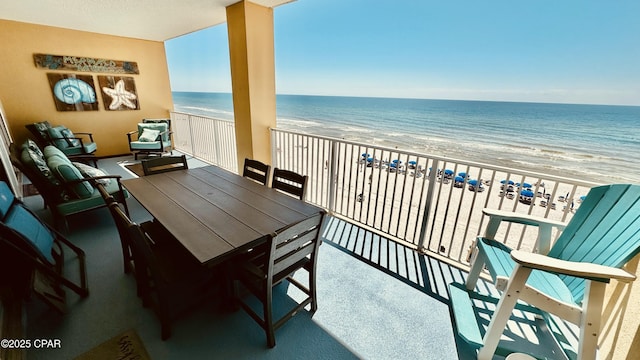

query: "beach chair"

left=449, top=184, right=640, bottom=360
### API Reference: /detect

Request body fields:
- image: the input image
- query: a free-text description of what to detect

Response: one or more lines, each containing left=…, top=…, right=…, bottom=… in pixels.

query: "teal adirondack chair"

left=456, top=184, right=640, bottom=360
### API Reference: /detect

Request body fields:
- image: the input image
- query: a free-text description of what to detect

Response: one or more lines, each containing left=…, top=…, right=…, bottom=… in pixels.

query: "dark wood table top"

left=122, top=165, right=323, bottom=265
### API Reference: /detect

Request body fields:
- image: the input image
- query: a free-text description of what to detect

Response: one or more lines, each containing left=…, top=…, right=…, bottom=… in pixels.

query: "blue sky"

left=165, top=0, right=640, bottom=106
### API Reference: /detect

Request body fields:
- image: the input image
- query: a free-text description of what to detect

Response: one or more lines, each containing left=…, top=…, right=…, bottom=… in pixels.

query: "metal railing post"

left=417, top=159, right=439, bottom=251
left=327, top=139, right=338, bottom=214
left=188, top=114, right=196, bottom=158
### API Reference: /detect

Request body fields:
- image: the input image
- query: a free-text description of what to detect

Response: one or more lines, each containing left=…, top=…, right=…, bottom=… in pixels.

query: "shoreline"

left=174, top=98, right=640, bottom=185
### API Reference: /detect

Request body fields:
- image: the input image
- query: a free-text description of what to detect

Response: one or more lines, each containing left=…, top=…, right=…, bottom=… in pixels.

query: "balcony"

left=172, top=111, right=599, bottom=266
left=16, top=112, right=603, bottom=359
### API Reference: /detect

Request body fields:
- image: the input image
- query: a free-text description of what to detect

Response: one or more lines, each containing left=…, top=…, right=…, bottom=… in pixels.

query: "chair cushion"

left=61, top=141, right=97, bottom=156
left=130, top=140, right=171, bottom=150
left=139, top=128, right=160, bottom=142
left=0, top=181, right=15, bottom=219
left=47, top=126, right=70, bottom=149
left=4, top=204, right=55, bottom=263
left=60, top=128, right=81, bottom=147
left=47, top=156, right=94, bottom=199
left=73, top=162, right=111, bottom=185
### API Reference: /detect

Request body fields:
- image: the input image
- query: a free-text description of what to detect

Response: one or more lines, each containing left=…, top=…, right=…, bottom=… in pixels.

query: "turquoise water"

left=172, top=92, right=640, bottom=184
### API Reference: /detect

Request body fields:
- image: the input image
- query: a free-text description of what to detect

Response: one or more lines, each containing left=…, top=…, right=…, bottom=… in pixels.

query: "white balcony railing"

left=171, top=111, right=238, bottom=173
left=171, top=112, right=601, bottom=268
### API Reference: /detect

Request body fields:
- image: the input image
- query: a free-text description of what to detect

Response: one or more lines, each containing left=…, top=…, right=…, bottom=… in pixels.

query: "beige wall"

left=0, top=20, right=173, bottom=156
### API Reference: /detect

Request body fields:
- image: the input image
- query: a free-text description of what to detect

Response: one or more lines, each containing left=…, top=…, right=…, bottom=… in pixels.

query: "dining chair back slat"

left=141, top=155, right=188, bottom=176
left=271, top=168, right=307, bottom=200
left=243, top=158, right=271, bottom=186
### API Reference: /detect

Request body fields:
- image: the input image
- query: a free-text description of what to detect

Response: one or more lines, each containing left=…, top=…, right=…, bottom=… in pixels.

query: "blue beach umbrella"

left=454, top=176, right=465, bottom=183
left=408, top=160, right=417, bottom=165
left=458, top=172, right=467, bottom=178
left=444, top=169, right=454, bottom=176
left=501, top=179, right=515, bottom=185
left=468, top=179, right=478, bottom=186
left=367, top=157, right=374, bottom=163
left=521, top=189, right=535, bottom=197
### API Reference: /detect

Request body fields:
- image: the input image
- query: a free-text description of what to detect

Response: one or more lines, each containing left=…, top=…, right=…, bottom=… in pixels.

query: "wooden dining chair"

left=96, top=183, right=134, bottom=275
left=271, top=168, right=308, bottom=200
left=107, top=202, right=219, bottom=340
left=233, top=211, right=326, bottom=348
left=141, top=155, right=188, bottom=176
left=242, top=158, right=271, bottom=186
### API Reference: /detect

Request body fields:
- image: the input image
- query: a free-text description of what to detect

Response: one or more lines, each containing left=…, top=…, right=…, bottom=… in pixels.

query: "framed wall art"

left=47, top=73, right=99, bottom=111
left=98, top=76, right=140, bottom=111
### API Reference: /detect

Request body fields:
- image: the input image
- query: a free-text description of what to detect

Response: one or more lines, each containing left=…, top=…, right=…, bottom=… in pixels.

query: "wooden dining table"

left=121, top=165, right=323, bottom=266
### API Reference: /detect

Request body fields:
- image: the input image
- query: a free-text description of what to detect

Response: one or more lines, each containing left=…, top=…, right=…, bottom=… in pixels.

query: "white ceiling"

left=0, top=0, right=294, bottom=41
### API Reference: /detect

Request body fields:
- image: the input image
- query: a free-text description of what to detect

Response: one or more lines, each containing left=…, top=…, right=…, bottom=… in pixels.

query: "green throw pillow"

left=47, top=156, right=94, bottom=199
left=61, top=128, right=81, bottom=147
left=47, top=126, right=70, bottom=149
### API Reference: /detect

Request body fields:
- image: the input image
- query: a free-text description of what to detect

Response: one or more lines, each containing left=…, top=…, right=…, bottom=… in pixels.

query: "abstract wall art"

left=47, top=73, right=99, bottom=111
left=98, top=76, right=140, bottom=111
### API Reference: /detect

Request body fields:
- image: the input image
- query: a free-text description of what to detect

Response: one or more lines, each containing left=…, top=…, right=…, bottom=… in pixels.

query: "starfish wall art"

left=98, top=76, right=140, bottom=111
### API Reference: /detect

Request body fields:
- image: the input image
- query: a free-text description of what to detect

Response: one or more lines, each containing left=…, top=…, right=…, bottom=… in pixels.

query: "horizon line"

left=171, top=90, right=640, bottom=108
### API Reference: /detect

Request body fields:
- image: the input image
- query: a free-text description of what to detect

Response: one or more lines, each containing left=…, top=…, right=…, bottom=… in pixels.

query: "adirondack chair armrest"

left=510, top=250, right=637, bottom=283
left=483, top=208, right=567, bottom=254
left=483, top=208, right=567, bottom=228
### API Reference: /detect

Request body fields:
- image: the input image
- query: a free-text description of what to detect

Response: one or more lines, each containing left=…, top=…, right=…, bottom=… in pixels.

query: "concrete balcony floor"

left=20, top=155, right=561, bottom=360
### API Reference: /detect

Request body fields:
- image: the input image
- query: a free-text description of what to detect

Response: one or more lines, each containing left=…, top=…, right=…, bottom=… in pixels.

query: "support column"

left=226, top=1, right=276, bottom=171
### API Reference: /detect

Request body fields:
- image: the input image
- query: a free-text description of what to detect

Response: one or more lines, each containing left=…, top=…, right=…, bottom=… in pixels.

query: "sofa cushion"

left=47, top=156, right=94, bottom=199
left=47, top=126, right=70, bottom=149
left=73, top=162, right=111, bottom=185
left=43, top=145, right=72, bottom=165
left=56, top=177, right=128, bottom=217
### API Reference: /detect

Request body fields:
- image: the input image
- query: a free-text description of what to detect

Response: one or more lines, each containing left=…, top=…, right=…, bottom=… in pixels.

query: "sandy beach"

left=275, top=135, right=594, bottom=265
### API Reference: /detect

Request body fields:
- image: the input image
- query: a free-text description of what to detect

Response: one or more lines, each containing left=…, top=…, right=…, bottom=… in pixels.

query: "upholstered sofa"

left=10, top=139, right=128, bottom=230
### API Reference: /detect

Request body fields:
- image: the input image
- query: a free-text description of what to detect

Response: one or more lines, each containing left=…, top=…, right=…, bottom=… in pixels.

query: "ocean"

left=172, top=92, right=640, bottom=184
